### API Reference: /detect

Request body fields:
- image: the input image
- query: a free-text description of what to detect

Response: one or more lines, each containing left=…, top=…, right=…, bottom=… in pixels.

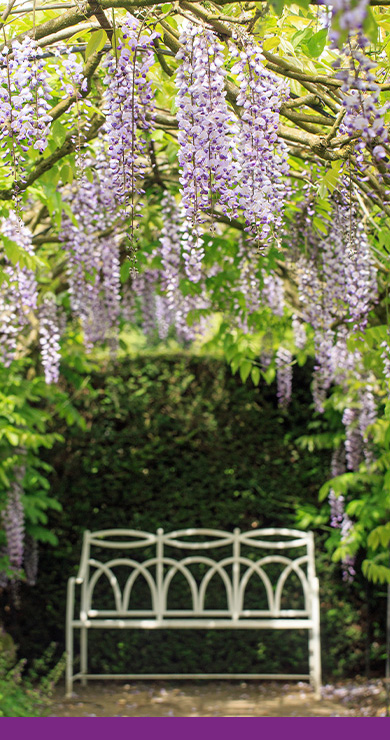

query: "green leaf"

left=2, top=236, right=20, bottom=265
left=5, top=430, right=19, bottom=446
left=120, top=261, right=131, bottom=284
left=316, top=160, right=343, bottom=199
left=304, top=28, right=328, bottom=58
left=269, top=0, right=284, bottom=16
left=85, top=29, right=107, bottom=60
left=363, top=7, right=379, bottom=44
left=263, top=366, right=276, bottom=385
left=239, top=361, right=252, bottom=383
left=230, top=354, right=243, bottom=374
left=61, top=163, right=74, bottom=184
left=251, top=366, right=260, bottom=386
left=50, top=120, right=67, bottom=148
left=313, top=215, right=329, bottom=233
left=292, top=0, right=309, bottom=9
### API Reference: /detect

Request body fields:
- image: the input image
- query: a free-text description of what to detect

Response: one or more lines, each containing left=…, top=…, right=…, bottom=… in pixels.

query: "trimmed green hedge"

left=2, top=354, right=386, bottom=679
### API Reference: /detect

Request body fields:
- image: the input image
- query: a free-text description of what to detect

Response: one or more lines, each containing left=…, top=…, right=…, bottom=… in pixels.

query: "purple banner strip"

left=0, top=716, right=388, bottom=740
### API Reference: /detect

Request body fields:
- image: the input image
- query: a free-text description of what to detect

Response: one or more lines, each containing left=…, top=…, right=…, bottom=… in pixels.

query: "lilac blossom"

left=24, top=534, right=38, bottom=587
left=175, top=25, right=239, bottom=224
left=101, top=14, right=156, bottom=215
left=234, top=236, right=261, bottom=330
left=160, top=193, right=182, bottom=308
left=262, top=270, right=284, bottom=317
left=358, top=381, right=377, bottom=464
left=60, top=158, right=122, bottom=348
left=0, top=37, right=52, bottom=166
left=1, top=467, right=25, bottom=585
left=0, top=211, right=38, bottom=366
left=326, top=0, right=369, bottom=47
left=181, top=220, right=205, bottom=283
left=122, top=197, right=212, bottom=343
left=292, top=314, right=306, bottom=350
left=231, top=42, right=290, bottom=240
left=380, top=340, right=390, bottom=384
left=276, top=346, right=292, bottom=409
left=340, top=514, right=356, bottom=582
left=329, top=446, right=347, bottom=528
left=38, top=294, right=62, bottom=384
left=342, top=407, right=363, bottom=471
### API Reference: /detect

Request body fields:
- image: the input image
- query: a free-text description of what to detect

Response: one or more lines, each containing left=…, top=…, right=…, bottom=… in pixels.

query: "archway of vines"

left=1, top=0, right=390, bottom=595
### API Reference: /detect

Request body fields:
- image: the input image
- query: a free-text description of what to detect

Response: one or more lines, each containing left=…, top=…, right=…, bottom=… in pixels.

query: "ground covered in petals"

left=49, top=679, right=388, bottom=717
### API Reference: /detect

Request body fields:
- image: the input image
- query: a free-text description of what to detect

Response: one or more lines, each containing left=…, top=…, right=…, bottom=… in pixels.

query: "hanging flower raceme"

left=175, top=25, right=239, bottom=224
left=101, top=14, right=157, bottom=225
left=1, top=466, right=25, bottom=587
left=295, top=194, right=377, bottom=412
left=158, top=194, right=211, bottom=340
left=122, top=194, right=212, bottom=343
left=233, top=236, right=260, bottom=331
left=60, top=157, right=121, bottom=348
left=262, top=269, right=285, bottom=317
left=276, top=346, right=293, bottom=409
left=160, top=194, right=182, bottom=308
left=38, top=295, right=62, bottom=384
left=0, top=36, right=52, bottom=183
left=0, top=212, right=38, bottom=366
left=329, top=446, right=347, bottom=528
left=231, top=42, right=290, bottom=240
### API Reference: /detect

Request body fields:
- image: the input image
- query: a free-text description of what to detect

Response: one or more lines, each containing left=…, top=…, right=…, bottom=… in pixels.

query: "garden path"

left=49, top=679, right=387, bottom=717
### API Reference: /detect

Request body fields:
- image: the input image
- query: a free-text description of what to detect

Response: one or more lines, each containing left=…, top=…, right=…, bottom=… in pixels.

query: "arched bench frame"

left=66, top=527, right=321, bottom=697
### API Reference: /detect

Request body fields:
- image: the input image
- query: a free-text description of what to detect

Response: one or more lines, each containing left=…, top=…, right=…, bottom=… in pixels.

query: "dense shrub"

left=1, top=354, right=386, bottom=679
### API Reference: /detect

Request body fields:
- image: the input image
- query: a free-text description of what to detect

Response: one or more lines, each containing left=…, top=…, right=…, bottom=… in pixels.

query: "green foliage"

left=0, top=358, right=90, bottom=581
left=0, top=643, right=65, bottom=717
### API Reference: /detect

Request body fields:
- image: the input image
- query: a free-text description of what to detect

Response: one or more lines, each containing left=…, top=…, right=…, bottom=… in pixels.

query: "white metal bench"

left=66, top=527, right=322, bottom=697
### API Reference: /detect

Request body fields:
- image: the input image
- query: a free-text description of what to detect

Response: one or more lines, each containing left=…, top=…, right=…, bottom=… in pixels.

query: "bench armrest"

left=66, top=576, right=84, bottom=625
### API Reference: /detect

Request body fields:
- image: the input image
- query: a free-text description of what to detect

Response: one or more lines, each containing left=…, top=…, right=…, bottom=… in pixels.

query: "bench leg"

left=65, top=621, right=74, bottom=698
left=309, top=627, right=321, bottom=699
left=80, top=626, right=88, bottom=687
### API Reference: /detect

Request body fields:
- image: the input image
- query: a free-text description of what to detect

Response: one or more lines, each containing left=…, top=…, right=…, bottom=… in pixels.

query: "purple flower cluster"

left=328, top=445, right=357, bottom=581
left=123, top=195, right=212, bottom=343
left=276, top=346, right=292, bottom=409
left=0, top=212, right=38, bottom=366
left=329, top=446, right=346, bottom=527
left=292, top=314, right=307, bottom=350
left=38, top=294, right=62, bottom=384
left=55, top=46, right=87, bottom=98
left=322, top=197, right=377, bottom=331
left=296, top=195, right=377, bottom=411
left=340, top=514, right=356, bottom=582
left=160, top=193, right=182, bottom=307
left=60, top=157, right=121, bottom=348
left=231, top=43, right=290, bottom=240
left=0, top=36, right=52, bottom=172
left=1, top=467, right=25, bottom=585
left=336, top=47, right=389, bottom=167
left=102, top=14, right=156, bottom=213
left=23, top=533, right=39, bottom=587
left=326, top=0, right=369, bottom=48
left=342, top=406, right=363, bottom=471
left=380, top=339, right=390, bottom=383
left=262, top=269, right=285, bottom=317
left=175, top=25, right=239, bottom=224
left=181, top=220, right=205, bottom=284
left=325, top=0, right=389, bottom=168
left=358, top=381, right=377, bottom=464
left=234, top=236, right=260, bottom=330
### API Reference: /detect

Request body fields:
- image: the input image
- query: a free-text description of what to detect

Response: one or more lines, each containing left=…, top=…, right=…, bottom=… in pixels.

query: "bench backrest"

left=76, top=528, right=317, bottom=620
